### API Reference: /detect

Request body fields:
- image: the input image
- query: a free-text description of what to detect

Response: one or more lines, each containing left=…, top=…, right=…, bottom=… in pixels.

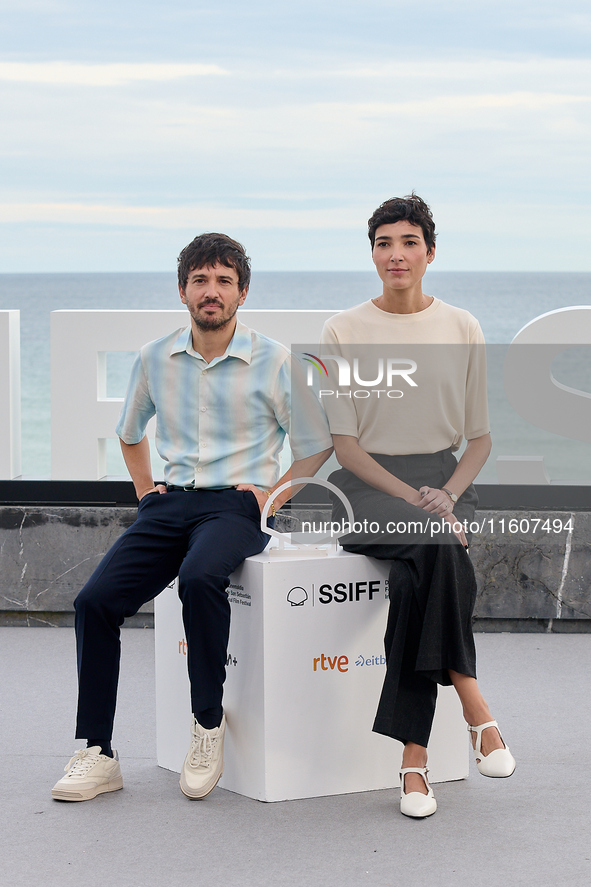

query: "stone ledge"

left=473, top=618, right=591, bottom=633
left=1, top=505, right=589, bottom=631
left=0, top=610, right=154, bottom=628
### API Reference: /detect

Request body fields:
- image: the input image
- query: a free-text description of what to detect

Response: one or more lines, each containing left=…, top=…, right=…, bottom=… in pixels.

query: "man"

left=52, top=232, right=332, bottom=802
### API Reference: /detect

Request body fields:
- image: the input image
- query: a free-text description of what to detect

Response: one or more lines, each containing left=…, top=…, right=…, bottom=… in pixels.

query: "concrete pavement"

left=1, top=628, right=589, bottom=887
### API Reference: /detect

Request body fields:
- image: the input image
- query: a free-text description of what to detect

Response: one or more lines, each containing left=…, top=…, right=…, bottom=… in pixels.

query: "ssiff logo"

left=287, top=586, right=308, bottom=606
left=286, top=579, right=385, bottom=607
left=302, top=352, right=417, bottom=399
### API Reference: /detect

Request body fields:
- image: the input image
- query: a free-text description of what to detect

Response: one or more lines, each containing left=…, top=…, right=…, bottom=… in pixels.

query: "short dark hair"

left=177, top=233, right=251, bottom=292
left=368, top=193, right=436, bottom=251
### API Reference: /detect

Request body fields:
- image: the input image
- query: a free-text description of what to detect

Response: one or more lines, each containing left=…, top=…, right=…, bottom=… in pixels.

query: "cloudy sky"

left=1, top=0, right=590, bottom=271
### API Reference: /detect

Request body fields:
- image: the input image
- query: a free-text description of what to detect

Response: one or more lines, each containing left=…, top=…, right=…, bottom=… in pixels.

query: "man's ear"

left=238, top=286, right=249, bottom=306
left=179, top=284, right=187, bottom=304
left=427, top=245, right=436, bottom=264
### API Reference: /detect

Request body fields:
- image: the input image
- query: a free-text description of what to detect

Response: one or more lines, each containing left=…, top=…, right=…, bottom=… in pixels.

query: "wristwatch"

left=442, top=487, right=458, bottom=504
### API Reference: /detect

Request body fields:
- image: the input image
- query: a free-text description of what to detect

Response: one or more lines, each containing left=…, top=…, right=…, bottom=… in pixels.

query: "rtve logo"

left=303, top=353, right=418, bottom=400
left=313, top=652, right=388, bottom=673
left=313, top=653, right=349, bottom=673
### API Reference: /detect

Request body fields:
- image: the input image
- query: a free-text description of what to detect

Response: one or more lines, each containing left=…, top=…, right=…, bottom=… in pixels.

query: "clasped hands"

left=418, top=486, right=454, bottom=516
left=418, top=486, right=467, bottom=547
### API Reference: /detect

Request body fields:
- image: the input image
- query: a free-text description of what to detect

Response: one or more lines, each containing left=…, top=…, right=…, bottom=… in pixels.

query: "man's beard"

left=189, top=300, right=240, bottom=331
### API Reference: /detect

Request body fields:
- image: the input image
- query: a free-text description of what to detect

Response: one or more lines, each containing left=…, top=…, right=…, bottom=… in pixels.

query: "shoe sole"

left=401, top=809, right=437, bottom=819
left=52, top=775, right=123, bottom=801
left=478, top=767, right=516, bottom=778
left=179, top=765, right=224, bottom=800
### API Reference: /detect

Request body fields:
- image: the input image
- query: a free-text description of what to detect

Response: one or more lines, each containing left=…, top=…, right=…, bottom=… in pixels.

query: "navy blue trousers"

left=74, top=488, right=269, bottom=740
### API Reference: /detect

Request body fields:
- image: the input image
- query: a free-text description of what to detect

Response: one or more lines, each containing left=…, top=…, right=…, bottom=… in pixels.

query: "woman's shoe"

left=468, top=720, right=516, bottom=778
left=399, top=767, right=437, bottom=818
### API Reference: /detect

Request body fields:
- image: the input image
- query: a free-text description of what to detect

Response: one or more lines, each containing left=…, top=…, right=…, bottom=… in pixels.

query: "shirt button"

left=201, top=408, right=207, bottom=412
left=202, top=370, right=208, bottom=376
left=197, top=468, right=203, bottom=473
left=201, top=442, right=207, bottom=447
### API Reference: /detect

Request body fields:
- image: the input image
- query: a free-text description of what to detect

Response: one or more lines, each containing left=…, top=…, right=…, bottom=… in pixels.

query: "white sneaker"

left=52, top=747, right=123, bottom=801
left=180, top=715, right=225, bottom=799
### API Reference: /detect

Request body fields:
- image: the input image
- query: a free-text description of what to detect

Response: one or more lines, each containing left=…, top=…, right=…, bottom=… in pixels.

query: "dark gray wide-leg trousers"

left=329, top=448, right=478, bottom=748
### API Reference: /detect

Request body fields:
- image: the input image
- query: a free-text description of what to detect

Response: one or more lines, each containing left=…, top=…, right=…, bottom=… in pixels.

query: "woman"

left=320, top=194, right=515, bottom=818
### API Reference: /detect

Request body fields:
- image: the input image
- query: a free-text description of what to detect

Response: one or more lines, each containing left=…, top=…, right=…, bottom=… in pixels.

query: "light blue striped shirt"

left=116, top=320, right=332, bottom=488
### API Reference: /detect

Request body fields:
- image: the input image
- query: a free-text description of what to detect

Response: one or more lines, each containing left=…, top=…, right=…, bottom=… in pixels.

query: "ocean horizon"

left=1, top=270, right=590, bottom=480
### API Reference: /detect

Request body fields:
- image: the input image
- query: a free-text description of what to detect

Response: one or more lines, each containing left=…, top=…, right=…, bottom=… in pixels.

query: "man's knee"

left=74, top=583, right=97, bottom=617
left=177, top=565, right=229, bottom=602
left=74, top=573, right=114, bottom=618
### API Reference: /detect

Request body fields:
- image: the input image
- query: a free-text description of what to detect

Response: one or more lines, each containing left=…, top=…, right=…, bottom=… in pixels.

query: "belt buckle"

left=183, top=484, right=196, bottom=491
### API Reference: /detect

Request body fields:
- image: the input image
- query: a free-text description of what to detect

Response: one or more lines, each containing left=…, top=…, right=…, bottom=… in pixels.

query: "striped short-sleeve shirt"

left=116, top=320, right=332, bottom=488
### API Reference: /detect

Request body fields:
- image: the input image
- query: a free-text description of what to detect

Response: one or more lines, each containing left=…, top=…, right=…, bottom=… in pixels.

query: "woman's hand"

left=419, top=486, right=467, bottom=546
left=442, top=511, right=468, bottom=547
left=418, top=486, right=454, bottom=516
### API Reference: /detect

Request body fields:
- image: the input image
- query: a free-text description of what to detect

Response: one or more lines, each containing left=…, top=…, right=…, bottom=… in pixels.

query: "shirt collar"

left=170, top=319, right=252, bottom=365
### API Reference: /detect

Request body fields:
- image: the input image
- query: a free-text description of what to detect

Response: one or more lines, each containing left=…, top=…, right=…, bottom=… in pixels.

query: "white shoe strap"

left=400, top=767, right=430, bottom=793
left=468, top=719, right=500, bottom=753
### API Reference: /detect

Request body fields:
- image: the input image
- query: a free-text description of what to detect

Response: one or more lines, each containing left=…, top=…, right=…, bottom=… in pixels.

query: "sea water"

left=1, top=271, right=590, bottom=481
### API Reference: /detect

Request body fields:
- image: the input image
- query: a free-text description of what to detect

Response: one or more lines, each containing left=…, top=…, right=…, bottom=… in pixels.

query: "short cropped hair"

left=177, top=233, right=251, bottom=292
left=368, top=193, right=436, bottom=251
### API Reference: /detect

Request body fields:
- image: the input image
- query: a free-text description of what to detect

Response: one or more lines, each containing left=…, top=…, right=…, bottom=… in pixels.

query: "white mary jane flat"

left=399, top=766, right=437, bottom=818
left=468, top=719, right=516, bottom=778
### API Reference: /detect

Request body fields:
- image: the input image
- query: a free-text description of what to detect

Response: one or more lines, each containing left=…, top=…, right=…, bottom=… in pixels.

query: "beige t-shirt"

left=319, top=298, right=490, bottom=455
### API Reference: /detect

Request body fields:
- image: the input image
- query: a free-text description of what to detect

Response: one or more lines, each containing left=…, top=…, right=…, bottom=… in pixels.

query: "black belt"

left=165, top=484, right=237, bottom=492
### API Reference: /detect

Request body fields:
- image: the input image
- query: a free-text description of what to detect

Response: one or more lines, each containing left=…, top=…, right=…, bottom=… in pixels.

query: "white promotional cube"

left=154, top=547, right=468, bottom=801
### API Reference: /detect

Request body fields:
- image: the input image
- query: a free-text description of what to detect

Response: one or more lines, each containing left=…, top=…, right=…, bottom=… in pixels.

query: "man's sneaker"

left=51, top=747, right=123, bottom=801
left=180, top=715, right=225, bottom=799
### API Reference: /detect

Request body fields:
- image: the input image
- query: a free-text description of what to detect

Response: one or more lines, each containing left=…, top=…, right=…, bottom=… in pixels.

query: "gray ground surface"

left=1, top=627, right=590, bottom=887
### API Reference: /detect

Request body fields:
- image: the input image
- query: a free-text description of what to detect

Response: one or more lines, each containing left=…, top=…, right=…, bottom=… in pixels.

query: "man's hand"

left=138, top=483, right=167, bottom=500
left=235, top=483, right=268, bottom=514
left=236, top=447, right=332, bottom=516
